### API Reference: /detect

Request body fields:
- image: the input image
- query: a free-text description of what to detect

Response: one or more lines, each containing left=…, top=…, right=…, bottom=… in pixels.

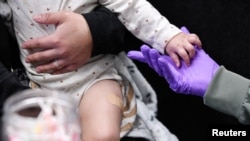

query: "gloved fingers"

left=158, top=57, right=186, bottom=94
left=149, top=49, right=163, bottom=76
left=141, top=45, right=153, bottom=67
left=158, top=56, right=178, bottom=85
left=180, top=26, right=190, bottom=34
left=127, top=51, right=147, bottom=63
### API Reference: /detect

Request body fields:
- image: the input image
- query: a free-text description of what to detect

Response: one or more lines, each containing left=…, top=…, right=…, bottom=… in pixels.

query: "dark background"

left=125, top=0, right=250, bottom=140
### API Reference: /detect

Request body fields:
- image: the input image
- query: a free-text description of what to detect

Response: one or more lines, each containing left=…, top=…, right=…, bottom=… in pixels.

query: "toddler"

left=1, top=0, right=201, bottom=140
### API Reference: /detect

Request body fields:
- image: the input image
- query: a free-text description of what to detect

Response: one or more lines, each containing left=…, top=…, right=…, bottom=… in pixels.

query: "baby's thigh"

left=79, top=79, right=123, bottom=139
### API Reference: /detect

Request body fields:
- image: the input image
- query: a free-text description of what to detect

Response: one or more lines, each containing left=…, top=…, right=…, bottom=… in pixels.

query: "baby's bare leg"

left=79, top=80, right=123, bottom=141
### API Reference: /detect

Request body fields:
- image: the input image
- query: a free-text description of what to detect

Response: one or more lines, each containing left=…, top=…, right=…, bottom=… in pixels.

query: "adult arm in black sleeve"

left=0, top=62, right=29, bottom=116
left=82, top=6, right=129, bottom=56
left=0, top=17, right=28, bottom=112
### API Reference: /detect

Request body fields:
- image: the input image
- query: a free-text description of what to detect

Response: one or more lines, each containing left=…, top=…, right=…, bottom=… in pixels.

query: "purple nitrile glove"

left=127, top=26, right=219, bottom=97
left=127, top=44, right=164, bottom=76
left=158, top=47, right=219, bottom=97
left=159, top=27, right=219, bottom=96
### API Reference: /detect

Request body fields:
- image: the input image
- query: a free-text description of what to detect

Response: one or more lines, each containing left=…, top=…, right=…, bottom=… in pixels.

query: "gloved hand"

left=127, top=26, right=219, bottom=97
left=127, top=44, right=164, bottom=77
left=158, top=46, right=219, bottom=97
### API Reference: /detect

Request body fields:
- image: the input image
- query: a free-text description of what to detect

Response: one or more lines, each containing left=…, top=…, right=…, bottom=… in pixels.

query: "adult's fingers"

left=158, top=56, right=179, bottom=87
left=141, top=45, right=153, bottom=67
left=24, top=47, right=57, bottom=64
left=22, top=35, right=55, bottom=50
left=32, top=11, right=67, bottom=24
left=127, top=51, right=147, bottom=63
left=52, top=64, right=79, bottom=75
left=35, top=59, right=65, bottom=73
left=149, top=49, right=163, bottom=76
left=158, top=56, right=185, bottom=93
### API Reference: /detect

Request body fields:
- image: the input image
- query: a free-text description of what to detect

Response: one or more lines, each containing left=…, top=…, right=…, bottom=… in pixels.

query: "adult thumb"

left=32, top=12, right=62, bottom=24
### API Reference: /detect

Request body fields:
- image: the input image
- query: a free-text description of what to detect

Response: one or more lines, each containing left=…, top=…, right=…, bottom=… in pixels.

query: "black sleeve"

left=82, top=6, right=129, bottom=56
left=0, top=17, right=23, bottom=70
left=0, top=62, right=29, bottom=116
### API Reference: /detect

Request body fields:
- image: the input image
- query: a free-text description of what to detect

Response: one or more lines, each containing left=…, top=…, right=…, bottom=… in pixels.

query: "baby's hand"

left=165, top=32, right=202, bottom=67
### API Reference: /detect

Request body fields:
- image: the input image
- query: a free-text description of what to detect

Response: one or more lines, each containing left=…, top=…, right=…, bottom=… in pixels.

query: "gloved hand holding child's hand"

left=127, top=26, right=219, bottom=97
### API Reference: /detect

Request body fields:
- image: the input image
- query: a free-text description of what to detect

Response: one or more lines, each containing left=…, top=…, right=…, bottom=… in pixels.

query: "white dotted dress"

left=2, top=0, right=180, bottom=140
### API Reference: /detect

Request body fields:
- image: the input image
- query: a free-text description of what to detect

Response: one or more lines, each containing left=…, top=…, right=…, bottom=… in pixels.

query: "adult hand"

left=127, top=44, right=164, bottom=77
left=127, top=27, right=219, bottom=96
left=158, top=47, right=219, bottom=96
left=22, top=11, right=93, bottom=74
